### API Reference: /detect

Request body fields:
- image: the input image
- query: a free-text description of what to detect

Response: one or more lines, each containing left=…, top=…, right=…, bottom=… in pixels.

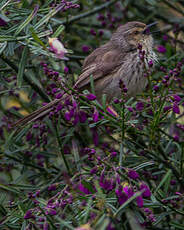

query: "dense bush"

left=0, top=0, right=184, bottom=229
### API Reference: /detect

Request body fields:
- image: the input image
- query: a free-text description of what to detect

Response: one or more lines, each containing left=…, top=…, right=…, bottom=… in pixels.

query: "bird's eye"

left=134, top=31, right=139, bottom=35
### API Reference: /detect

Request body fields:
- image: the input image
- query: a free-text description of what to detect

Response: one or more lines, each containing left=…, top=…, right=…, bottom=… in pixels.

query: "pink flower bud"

left=48, top=37, right=68, bottom=59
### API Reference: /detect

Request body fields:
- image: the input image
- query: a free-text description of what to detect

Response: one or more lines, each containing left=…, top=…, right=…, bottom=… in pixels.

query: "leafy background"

left=0, top=0, right=184, bottom=229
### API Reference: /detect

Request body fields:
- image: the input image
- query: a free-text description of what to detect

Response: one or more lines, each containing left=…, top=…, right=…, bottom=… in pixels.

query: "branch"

left=48, top=0, right=119, bottom=25
left=162, top=0, right=184, bottom=16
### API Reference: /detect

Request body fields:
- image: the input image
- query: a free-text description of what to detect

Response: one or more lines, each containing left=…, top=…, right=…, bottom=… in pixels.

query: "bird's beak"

left=142, top=22, right=158, bottom=35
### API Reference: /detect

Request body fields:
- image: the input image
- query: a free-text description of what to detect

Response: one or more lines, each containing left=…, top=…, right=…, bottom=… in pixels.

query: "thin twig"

left=45, top=0, right=118, bottom=25
left=162, top=0, right=184, bottom=16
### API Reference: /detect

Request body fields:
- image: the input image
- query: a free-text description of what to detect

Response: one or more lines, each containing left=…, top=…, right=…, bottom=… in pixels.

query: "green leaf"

left=83, top=199, right=93, bottom=224
left=119, top=143, right=124, bottom=167
left=95, top=214, right=108, bottom=229
left=52, top=25, right=65, bottom=38
left=34, top=3, right=65, bottom=30
left=145, top=0, right=156, bottom=5
left=0, top=41, right=7, bottom=54
left=0, top=13, right=10, bottom=22
left=17, top=46, right=29, bottom=88
left=0, top=35, right=16, bottom=42
left=81, top=180, right=96, bottom=194
left=29, top=27, right=47, bottom=49
left=14, top=126, right=30, bottom=143
left=14, top=5, right=39, bottom=36
left=72, top=139, right=81, bottom=171
left=4, top=130, right=17, bottom=151
left=154, top=169, right=171, bottom=195
left=90, top=74, right=95, bottom=95
left=0, top=0, right=9, bottom=9
left=94, top=180, right=106, bottom=198
left=96, top=217, right=109, bottom=230
left=55, top=219, right=74, bottom=230
left=126, top=210, right=145, bottom=230
left=170, top=222, right=184, bottom=229
left=0, top=184, right=20, bottom=195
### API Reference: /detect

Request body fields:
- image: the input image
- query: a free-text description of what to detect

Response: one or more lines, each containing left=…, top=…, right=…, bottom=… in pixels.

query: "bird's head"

left=111, top=21, right=157, bottom=51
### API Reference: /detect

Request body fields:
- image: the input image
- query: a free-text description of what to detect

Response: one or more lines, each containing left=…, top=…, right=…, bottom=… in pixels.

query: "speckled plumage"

left=75, top=21, right=157, bottom=102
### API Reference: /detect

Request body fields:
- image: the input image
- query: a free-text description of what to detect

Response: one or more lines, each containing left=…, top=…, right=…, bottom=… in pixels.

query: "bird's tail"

left=13, top=98, right=62, bottom=127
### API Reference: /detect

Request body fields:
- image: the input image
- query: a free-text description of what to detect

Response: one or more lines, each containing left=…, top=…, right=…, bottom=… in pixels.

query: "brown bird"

left=14, top=21, right=157, bottom=127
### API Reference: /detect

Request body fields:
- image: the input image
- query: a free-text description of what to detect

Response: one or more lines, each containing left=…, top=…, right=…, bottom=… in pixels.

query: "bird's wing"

left=75, top=45, right=125, bottom=89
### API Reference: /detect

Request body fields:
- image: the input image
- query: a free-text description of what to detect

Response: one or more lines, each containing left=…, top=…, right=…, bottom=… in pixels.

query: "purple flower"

left=148, top=60, right=153, bottom=67
left=0, top=18, right=7, bottom=26
left=101, top=21, right=106, bottom=27
left=52, top=88, right=58, bottom=94
left=56, top=103, right=63, bottom=112
left=106, top=106, right=118, bottom=117
left=46, top=208, right=57, bottom=215
left=140, top=183, right=151, bottom=198
left=157, top=45, right=166, bottom=53
left=144, top=208, right=152, bottom=214
left=172, top=102, right=180, bottom=114
left=148, top=214, right=156, bottom=222
left=136, top=102, right=144, bottom=111
left=136, top=196, right=143, bottom=208
left=97, top=13, right=105, bottom=21
left=100, top=178, right=115, bottom=192
left=170, top=180, right=176, bottom=185
left=93, top=108, right=99, bottom=122
left=138, top=44, right=142, bottom=50
left=106, top=223, right=115, bottom=230
left=73, top=112, right=79, bottom=125
left=86, top=93, right=96, bottom=101
left=24, top=210, right=35, bottom=219
left=172, top=94, right=181, bottom=102
left=26, top=132, right=33, bottom=141
left=113, top=98, right=119, bottom=104
left=90, top=28, right=97, bottom=36
left=91, top=128, right=99, bottom=146
left=79, top=110, right=87, bottom=123
left=173, top=134, right=179, bottom=142
left=123, top=87, right=128, bottom=93
left=78, top=183, right=91, bottom=195
left=82, top=45, right=90, bottom=53
left=64, top=66, right=69, bottom=74
left=162, top=35, right=168, bottom=41
left=111, top=151, right=117, bottom=158
left=153, top=85, right=159, bottom=92
left=128, top=169, right=139, bottom=180
left=163, top=106, right=172, bottom=112
left=55, top=93, right=63, bottom=99
left=64, top=111, right=72, bottom=121
left=115, top=186, right=128, bottom=205
left=90, top=167, right=98, bottom=174
left=43, top=222, right=49, bottom=230
left=48, top=37, right=68, bottom=60
left=127, top=106, right=134, bottom=113
left=48, top=184, right=57, bottom=191
left=75, top=224, right=91, bottom=230
left=98, top=30, right=104, bottom=36
left=123, top=186, right=134, bottom=198
left=162, top=79, right=168, bottom=85
left=99, top=172, right=115, bottom=192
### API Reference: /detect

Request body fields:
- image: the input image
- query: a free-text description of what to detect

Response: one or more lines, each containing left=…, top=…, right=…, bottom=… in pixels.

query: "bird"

left=14, top=21, right=157, bottom=127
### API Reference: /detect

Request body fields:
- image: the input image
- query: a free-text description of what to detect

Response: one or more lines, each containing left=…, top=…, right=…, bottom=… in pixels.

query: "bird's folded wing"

left=75, top=45, right=125, bottom=89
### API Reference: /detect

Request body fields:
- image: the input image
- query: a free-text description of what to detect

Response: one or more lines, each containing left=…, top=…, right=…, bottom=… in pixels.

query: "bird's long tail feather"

left=13, top=98, right=61, bottom=127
